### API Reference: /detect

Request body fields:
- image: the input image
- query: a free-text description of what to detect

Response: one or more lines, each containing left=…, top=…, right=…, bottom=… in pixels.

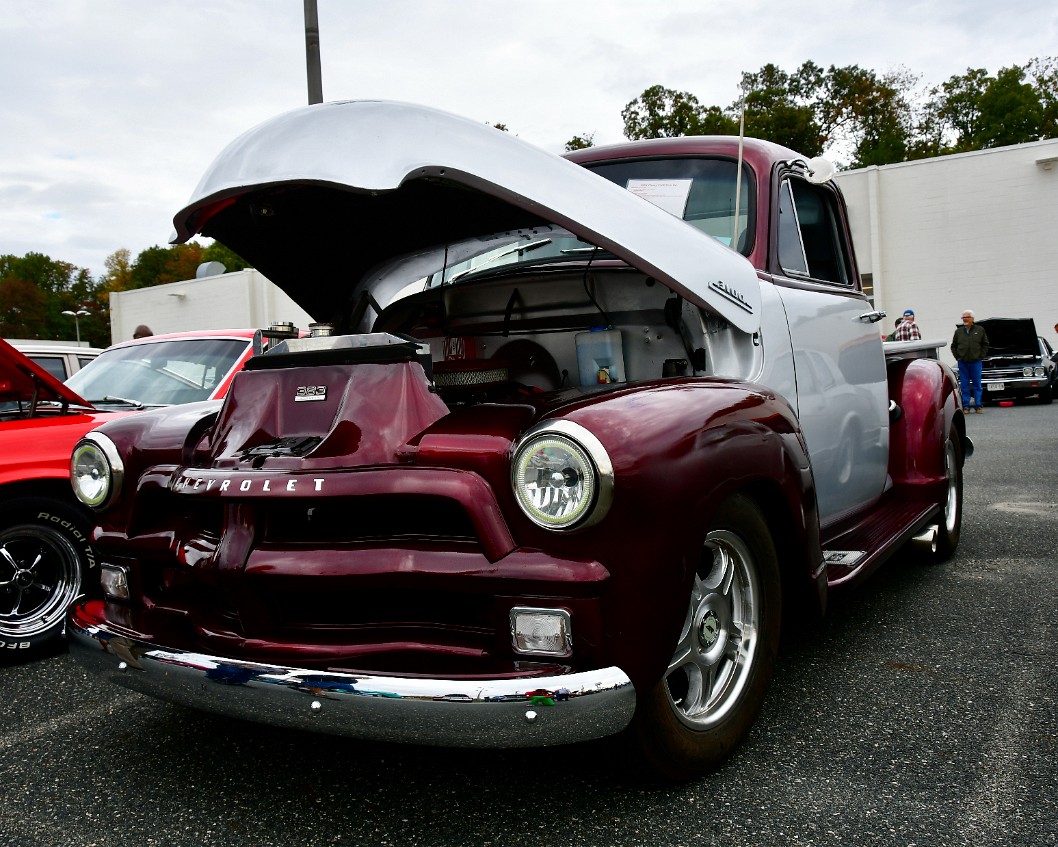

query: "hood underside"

left=171, top=100, right=762, bottom=335
left=979, top=318, right=1039, bottom=357
left=0, top=338, right=92, bottom=409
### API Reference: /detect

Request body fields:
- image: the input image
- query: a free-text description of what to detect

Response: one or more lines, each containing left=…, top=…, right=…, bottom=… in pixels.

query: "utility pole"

left=304, top=0, right=323, bottom=105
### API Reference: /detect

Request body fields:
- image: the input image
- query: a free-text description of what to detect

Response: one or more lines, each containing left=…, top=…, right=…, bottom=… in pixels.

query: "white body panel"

left=172, top=101, right=763, bottom=335
left=772, top=282, right=889, bottom=524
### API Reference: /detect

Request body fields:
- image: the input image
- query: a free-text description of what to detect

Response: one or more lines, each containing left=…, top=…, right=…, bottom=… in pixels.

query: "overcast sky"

left=1, top=0, right=1055, bottom=280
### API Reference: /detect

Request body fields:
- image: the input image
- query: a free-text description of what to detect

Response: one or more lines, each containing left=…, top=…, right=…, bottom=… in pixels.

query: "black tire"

left=928, top=424, right=963, bottom=562
left=629, top=494, right=782, bottom=781
left=1038, top=389, right=1052, bottom=405
left=0, top=497, right=96, bottom=652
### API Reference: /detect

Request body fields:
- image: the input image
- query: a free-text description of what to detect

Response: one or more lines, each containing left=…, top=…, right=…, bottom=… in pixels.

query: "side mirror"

left=805, top=157, right=836, bottom=184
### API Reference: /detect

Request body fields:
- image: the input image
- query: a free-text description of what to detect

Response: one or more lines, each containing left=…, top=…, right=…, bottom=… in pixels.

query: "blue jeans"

left=958, top=359, right=983, bottom=409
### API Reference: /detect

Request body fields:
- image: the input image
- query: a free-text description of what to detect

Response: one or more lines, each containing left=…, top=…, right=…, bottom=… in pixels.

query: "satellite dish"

left=195, top=261, right=227, bottom=278
left=805, top=157, right=836, bottom=184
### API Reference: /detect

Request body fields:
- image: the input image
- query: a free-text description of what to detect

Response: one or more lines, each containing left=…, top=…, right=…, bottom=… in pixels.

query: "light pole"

left=304, top=0, right=323, bottom=104
left=62, top=309, right=90, bottom=344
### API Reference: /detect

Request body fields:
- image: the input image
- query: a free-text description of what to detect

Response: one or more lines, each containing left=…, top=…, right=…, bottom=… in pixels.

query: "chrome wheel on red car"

left=0, top=498, right=94, bottom=651
left=631, top=494, right=782, bottom=781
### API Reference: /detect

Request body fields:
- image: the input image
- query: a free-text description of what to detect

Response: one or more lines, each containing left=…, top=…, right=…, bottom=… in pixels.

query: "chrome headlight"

left=71, top=432, right=124, bottom=510
left=1023, top=366, right=1033, bottom=377
left=1034, top=366, right=1045, bottom=377
left=511, top=420, right=613, bottom=531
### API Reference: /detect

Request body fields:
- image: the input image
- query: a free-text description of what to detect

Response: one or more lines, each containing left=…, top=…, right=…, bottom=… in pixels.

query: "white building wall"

left=835, top=139, right=1058, bottom=365
left=109, top=269, right=315, bottom=344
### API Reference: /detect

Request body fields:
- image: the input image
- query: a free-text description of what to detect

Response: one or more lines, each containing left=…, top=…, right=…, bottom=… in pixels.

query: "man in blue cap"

left=893, top=309, right=921, bottom=342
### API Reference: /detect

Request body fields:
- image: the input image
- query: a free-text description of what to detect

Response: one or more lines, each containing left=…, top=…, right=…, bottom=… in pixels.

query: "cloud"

left=1, top=0, right=1055, bottom=278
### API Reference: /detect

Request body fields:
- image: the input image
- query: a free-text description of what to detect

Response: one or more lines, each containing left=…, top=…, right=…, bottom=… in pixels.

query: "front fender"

left=527, top=379, right=822, bottom=689
left=80, top=401, right=223, bottom=529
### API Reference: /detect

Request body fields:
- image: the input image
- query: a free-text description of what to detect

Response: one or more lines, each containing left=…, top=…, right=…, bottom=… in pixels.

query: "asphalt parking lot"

left=2, top=400, right=1056, bottom=847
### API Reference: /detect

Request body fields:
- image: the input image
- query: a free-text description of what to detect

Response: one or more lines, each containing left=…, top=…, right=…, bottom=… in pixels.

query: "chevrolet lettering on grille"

left=172, top=474, right=326, bottom=494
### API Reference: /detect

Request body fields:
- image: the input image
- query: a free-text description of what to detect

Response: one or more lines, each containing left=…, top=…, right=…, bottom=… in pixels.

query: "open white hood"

left=171, top=100, right=762, bottom=334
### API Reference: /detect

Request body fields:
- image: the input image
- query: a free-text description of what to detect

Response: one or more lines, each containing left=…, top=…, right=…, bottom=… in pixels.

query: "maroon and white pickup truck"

left=67, top=101, right=970, bottom=780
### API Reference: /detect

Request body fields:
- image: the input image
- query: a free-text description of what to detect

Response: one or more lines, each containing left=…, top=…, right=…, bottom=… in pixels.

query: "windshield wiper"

left=96, top=394, right=147, bottom=409
left=560, top=246, right=611, bottom=255
left=447, top=238, right=553, bottom=283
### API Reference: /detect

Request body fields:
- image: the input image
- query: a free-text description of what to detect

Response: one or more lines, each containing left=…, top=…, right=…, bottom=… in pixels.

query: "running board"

left=822, top=495, right=940, bottom=587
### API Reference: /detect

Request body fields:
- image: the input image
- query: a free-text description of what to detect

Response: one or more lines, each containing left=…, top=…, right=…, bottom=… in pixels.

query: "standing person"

left=951, top=309, right=989, bottom=413
left=893, top=309, right=922, bottom=341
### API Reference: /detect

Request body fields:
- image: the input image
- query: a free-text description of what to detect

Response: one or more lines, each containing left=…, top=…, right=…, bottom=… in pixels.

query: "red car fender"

left=0, top=411, right=132, bottom=488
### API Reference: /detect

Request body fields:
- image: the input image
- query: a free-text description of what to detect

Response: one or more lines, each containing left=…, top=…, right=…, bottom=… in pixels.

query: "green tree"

left=815, top=65, right=913, bottom=166
left=975, top=66, right=1043, bottom=147
left=0, top=252, right=109, bottom=345
left=739, top=62, right=825, bottom=155
left=929, top=64, right=1049, bottom=152
left=1028, top=56, right=1057, bottom=139
left=0, top=277, right=49, bottom=338
left=696, top=105, right=739, bottom=136
left=129, top=243, right=206, bottom=289
left=933, top=67, right=992, bottom=151
left=101, top=248, right=134, bottom=293
left=622, top=85, right=714, bottom=139
left=200, top=241, right=249, bottom=272
left=564, top=132, right=596, bottom=151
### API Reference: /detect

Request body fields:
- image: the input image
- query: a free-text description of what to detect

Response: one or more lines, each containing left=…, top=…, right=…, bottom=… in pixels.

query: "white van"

left=6, top=339, right=103, bottom=381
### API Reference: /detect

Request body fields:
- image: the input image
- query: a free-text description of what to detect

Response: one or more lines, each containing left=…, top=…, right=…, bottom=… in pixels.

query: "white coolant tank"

left=576, top=328, right=625, bottom=385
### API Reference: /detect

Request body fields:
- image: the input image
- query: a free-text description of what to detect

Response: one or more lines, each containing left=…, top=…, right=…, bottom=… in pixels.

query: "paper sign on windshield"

left=625, top=179, right=693, bottom=218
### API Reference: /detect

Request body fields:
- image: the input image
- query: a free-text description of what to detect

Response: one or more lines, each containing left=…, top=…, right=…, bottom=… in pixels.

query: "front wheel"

left=0, top=497, right=96, bottom=652
left=629, top=494, right=782, bottom=781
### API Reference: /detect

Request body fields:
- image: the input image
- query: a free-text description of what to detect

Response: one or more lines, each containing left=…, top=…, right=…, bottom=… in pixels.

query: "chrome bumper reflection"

left=67, top=610, right=636, bottom=748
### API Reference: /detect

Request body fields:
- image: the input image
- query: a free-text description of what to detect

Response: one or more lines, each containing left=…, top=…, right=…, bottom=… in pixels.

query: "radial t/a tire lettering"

left=0, top=497, right=96, bottom=652
left=629, top=493, right=782, bottom=781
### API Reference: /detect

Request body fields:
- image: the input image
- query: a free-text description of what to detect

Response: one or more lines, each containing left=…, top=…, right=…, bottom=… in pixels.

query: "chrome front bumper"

left=67, top=606, right=637, bottom=748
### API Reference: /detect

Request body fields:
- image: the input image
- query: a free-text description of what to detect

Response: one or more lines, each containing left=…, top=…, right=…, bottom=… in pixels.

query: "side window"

left=777, top=181, right=808, bottom=276
left=778, top=177, right=852, bottom=286
left=29, top=355, right=68, bottom=381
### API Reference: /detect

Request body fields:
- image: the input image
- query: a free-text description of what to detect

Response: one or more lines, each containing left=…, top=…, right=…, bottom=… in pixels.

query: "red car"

left=0, top=329, right=261, bottom=652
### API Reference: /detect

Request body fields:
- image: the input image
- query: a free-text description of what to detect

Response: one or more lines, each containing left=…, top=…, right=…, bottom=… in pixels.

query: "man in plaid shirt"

left=893, top=309, right=921, bottom=342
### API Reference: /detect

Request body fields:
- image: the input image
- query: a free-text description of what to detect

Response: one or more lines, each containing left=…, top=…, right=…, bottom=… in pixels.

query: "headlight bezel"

left=71, top=431, right=124, bottom=510
left=510, top=419, right=614, bottom=532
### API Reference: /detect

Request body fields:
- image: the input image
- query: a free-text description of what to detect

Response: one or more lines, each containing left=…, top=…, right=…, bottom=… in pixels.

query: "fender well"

left=561, top=381, right=825, bottom=685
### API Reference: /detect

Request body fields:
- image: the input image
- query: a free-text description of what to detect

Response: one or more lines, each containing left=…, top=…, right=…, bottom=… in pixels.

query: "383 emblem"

left=295, top=385, right=327, bottom=402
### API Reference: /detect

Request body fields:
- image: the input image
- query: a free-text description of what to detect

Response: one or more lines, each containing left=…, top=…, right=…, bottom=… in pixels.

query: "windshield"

left=425, top=230, right=611, bottom=288
left=582, top=157, right=754, bottom=253
left=66, top=338, right=249, bottom=407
